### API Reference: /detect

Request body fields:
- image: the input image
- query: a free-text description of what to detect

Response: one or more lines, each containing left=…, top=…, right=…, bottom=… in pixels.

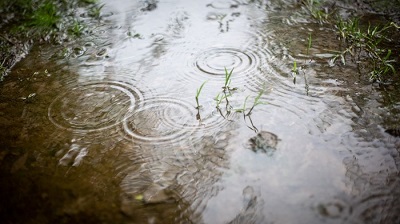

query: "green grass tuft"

left=195, top=80, right=207, bottom=109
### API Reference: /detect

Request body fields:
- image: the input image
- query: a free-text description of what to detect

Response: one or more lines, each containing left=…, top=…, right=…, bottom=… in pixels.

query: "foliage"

left=307, top=33, right=312, bottom=55
left=2, top=0, right=101, bottom=39
left=238, top=89, right=267, bottom=116
left=196, top=68, right=267, bottom=130
left=0, top=0, right=105, bottom=81
left=300, top=0, right=400, bottom=82
left=80, top=0, right=99, bottom=3
left=223, top=67, right=235, bottom=91
left=28, top=1, right=60, bottom=31
left=195, top=81, right=207, bottom=109
left=301, top=0, right=331, bottom=24
left=332, top=18, right=399, bottom=82
left=68, top=20, right=85, bottom=37
left=290, top=32, right=311, bottom=93
left=291, top=60, right=299, bottom=84
left=89, top=3, right=105, bottom=19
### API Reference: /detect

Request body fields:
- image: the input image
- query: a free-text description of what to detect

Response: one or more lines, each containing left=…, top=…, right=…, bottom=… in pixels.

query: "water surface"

left=1, top=0, right=399, bottom=223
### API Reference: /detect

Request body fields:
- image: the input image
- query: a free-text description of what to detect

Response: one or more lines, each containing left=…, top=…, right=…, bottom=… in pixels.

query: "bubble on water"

left=72, top=46, right=86, bottom=58
left=96, top=47, right=108, bottom=57
left=316, top=199, right=349, bottom=219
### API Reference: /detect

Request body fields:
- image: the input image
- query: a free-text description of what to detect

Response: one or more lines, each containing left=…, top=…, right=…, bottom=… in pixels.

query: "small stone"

left=142, top=183, right=174, bottom=204
left=249, top=131, right=278, bottom=153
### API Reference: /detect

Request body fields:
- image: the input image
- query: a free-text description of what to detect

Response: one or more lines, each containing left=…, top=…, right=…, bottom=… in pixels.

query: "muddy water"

left=1, top=0, right=400, bottom=223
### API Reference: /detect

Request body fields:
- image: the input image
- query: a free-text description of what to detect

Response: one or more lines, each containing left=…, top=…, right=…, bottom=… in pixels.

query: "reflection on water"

left=1, top=0, right=400, bottom=223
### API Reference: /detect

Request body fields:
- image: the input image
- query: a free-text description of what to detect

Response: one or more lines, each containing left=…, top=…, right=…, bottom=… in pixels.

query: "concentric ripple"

left=48, top=81, right=143, bottom=132
left=195, top=48, right=255, bottom=77
left=194, top=45, right=276, bottom=92
left=121, top=97, right=228, bottom=144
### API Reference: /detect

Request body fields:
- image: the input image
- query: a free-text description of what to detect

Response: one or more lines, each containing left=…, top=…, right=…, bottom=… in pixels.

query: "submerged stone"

left=385, top=128, right=400, bottom=137
left=142, top=183, right=174, bottom=204
left=249, top=131, right=278, bottom=154
left=141, top=0, right=157, bottom=12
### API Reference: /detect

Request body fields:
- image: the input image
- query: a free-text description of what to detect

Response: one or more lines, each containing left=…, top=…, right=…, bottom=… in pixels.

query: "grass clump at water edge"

left=223, top=67, right=237, bottom=92
left=0, top=0, right=104, bottom=80
left=299, top=0, right=400, bottom=83
left=195, top=67, right=268, bottom=131
left=332, top=18, right=399, bottom=82
left=236, top=88, right=267, bottom=116
left=195, top=80, right=207, bottom=109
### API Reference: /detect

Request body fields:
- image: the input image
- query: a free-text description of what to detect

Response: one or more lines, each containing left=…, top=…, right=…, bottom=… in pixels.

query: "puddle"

left=1, top=0, right=400, bottom=223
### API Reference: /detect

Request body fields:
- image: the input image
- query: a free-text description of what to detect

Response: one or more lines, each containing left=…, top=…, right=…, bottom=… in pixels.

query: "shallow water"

left=1, top=0, right=400, bottom=223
